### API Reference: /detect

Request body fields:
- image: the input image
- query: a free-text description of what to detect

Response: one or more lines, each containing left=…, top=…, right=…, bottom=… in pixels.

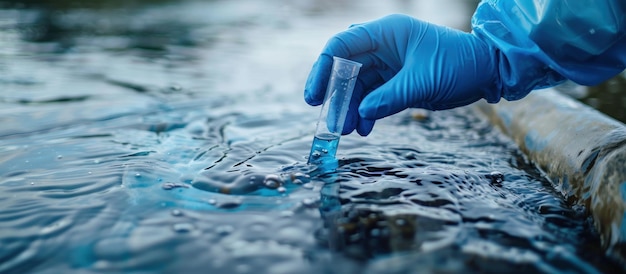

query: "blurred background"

left=0, top=0, right=622, bottom=126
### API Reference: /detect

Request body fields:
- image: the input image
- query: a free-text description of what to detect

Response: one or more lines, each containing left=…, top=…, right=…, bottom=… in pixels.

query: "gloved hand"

left=304, top=14, right=500, bottom=136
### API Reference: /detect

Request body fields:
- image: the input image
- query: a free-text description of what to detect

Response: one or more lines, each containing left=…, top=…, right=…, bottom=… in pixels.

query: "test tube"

left=308, top=56, right=362, bottom=165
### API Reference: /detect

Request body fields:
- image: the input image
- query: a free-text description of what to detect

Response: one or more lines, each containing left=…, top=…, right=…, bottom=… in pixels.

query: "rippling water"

left=0, top=0, right=623, bottom=273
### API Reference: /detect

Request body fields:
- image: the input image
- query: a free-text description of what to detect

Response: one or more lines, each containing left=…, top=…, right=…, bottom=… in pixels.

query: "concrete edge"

left=473, top=88, right=626, bottom=263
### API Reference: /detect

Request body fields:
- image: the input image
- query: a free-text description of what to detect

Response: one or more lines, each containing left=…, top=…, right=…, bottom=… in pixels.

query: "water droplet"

left=321, top=149, right=328, bottom=154
left=57, top=155, right=63, bottom=159
left=135, top=173, right=141, bottom=177
left=93, top=159, right=100, bottom=164
left=277, top=186, right=286, bottom=193
left=173, top=223, right=194, bottom=233
left=589, top=28, right=596, bottom=34
left=207, top=199, right=217, bottom=205
left=88, top=171, right=92, bottom=175
left=171, top=209, right=183, bottom=217
left=30, top=182, right=35, bottom=185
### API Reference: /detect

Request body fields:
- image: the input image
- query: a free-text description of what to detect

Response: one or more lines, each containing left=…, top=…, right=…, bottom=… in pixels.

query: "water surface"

left=0, top=0, right=623, bottom=273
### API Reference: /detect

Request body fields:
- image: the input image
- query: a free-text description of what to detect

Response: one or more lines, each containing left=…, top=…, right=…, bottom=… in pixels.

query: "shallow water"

left=0, top=0, right=623, bottom=273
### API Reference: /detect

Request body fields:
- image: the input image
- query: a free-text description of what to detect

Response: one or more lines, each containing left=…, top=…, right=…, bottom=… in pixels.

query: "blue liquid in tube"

left=307, top=57, right=362, bottom=170
left=308, top=133, right=340, bottom=165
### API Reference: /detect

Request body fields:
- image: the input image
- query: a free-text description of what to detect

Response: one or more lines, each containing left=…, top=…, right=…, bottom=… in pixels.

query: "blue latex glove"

left=304, top=14, right=499, bottom=136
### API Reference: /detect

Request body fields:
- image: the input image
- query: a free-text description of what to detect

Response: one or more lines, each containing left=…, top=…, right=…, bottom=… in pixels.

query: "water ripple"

left=0, top=1, right=622, bottom=273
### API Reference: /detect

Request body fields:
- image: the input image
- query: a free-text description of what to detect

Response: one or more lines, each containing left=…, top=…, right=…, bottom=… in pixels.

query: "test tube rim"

left=332, top=56, right=363, bottom=69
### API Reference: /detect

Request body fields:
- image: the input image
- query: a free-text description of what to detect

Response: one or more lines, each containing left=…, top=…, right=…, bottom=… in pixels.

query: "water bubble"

left=215, top=225, right=234, bottom=236
left=302, top=198, right=317, bottom=208
left=30, top=182, right=35, bottom=185
left=263, top=174, right=283, bottom=189
left=57, top=155, right=63, bottom=159
left=289, top=172, right=310, bottom=185
left=171, top=209, right=183, bottom=217
left=207, top=199, right=217, bottom=205
left=135, top=173, right=141, bottom=177
left=173, top=223, right=194, bottom=233
left=277, top=186, right=286, bottom=193
left=486, top=171, right=505, bottom=186
left=93, top=159, right=100, bottom=164
left=162, top=182, right=190, bottom=190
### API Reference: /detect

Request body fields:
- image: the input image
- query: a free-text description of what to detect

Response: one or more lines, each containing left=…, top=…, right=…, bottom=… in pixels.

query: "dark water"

left=0, top=0, right=624, bottom=273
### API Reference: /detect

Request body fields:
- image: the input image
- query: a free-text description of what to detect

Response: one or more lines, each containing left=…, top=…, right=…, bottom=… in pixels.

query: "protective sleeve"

left=472, top=0, right=626, bottom=102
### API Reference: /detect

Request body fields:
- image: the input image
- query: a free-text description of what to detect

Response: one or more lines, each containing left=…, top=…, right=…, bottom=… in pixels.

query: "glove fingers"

left=341, top=79, right=362, bottom=135
left=349, top=52, right=379, bottom=71
left=356, top=68, right=384, bottom=93
left=343, top=69, right=384, bottom=134
left=348, top=22, right=364, bottom=28
left=305, top=17, right=387, bottom=107
left=303, top=37, right=380, bottom=107
left=356, top=118, right=375, bottom=136
left=359, top=68, right=424, bottom=120
left=320, top=24, right=376, bottom=58
left=304, top=54, right=333, bottom=106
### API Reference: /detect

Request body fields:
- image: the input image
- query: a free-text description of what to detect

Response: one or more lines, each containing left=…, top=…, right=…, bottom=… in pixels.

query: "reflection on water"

left=0, top=0, right=624, bottom=273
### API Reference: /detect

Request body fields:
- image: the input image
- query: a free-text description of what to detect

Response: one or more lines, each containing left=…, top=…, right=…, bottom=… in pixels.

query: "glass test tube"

left=308, top=56, right=362, bottom=165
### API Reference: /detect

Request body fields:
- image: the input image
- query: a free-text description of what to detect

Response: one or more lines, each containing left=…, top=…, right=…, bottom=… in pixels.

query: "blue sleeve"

left=472, top=0, right=626, bottom=102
